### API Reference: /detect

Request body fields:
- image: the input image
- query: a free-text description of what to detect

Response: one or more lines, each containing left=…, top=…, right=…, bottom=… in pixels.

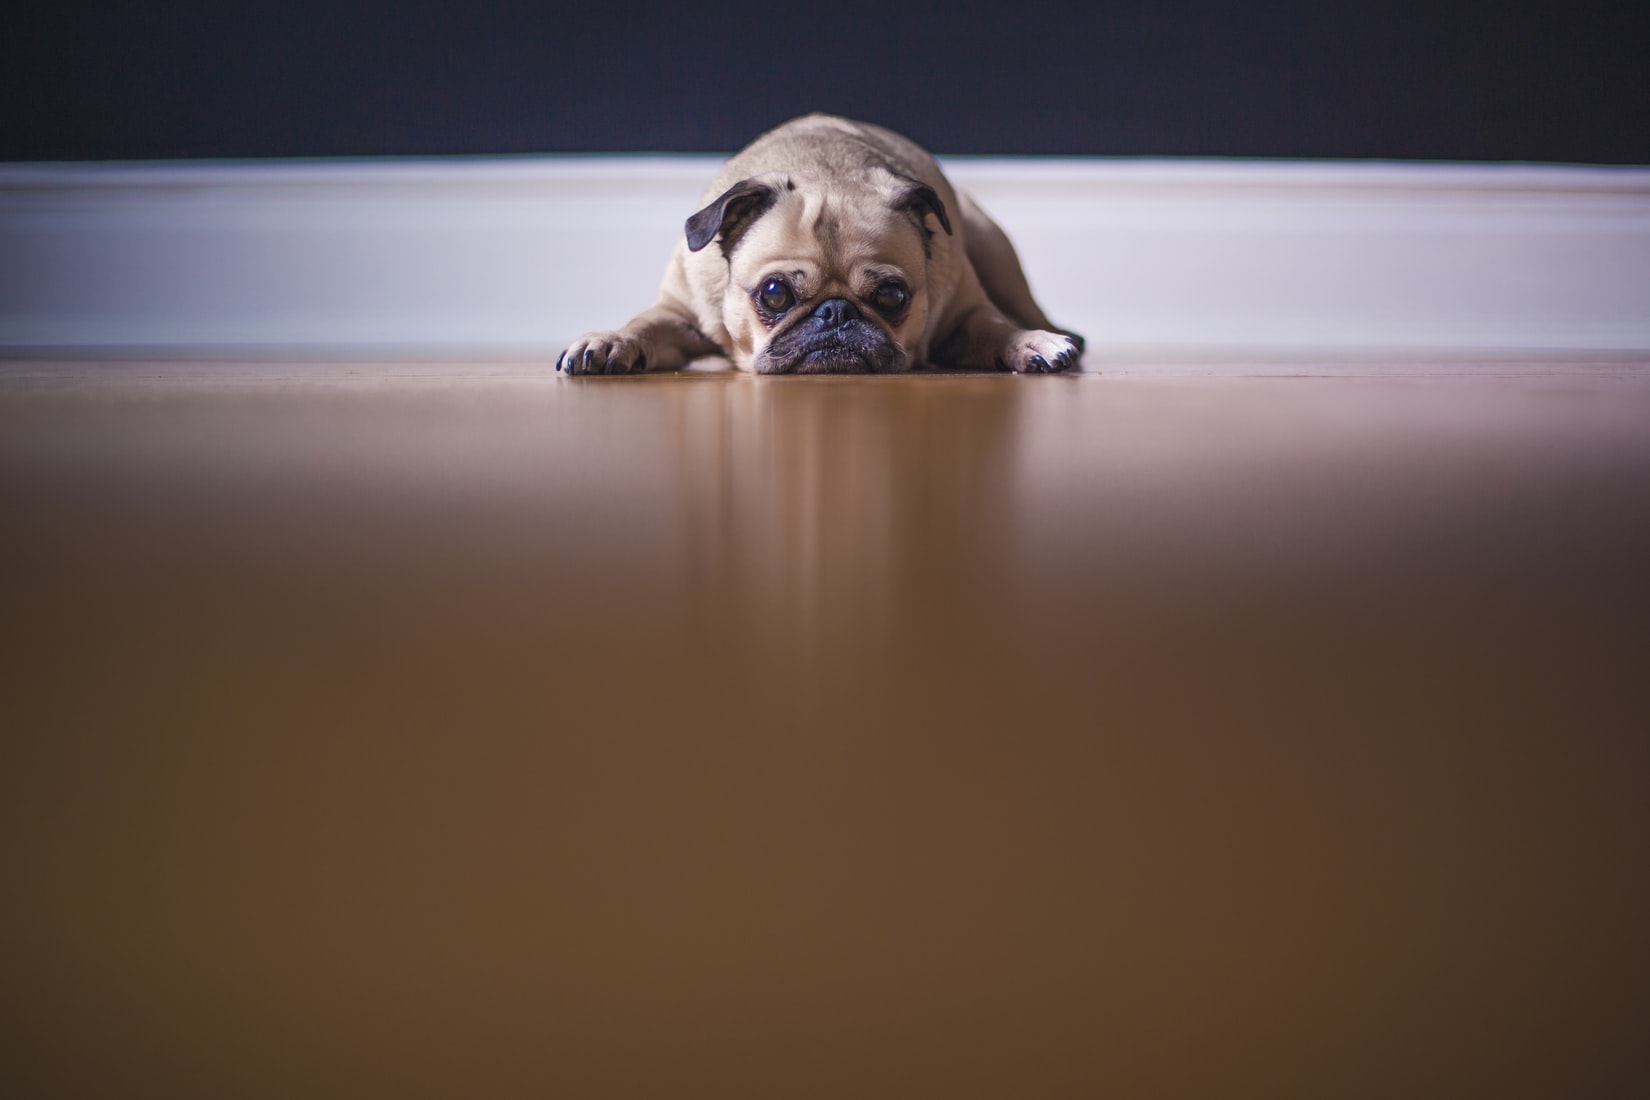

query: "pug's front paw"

left=998, top=330, right=1080, bottom=374
left=557, top=332, right=648, bottom=375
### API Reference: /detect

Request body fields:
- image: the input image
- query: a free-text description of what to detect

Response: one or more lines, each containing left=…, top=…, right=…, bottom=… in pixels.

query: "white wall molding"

left=3, top=156, right=1647, bottom=358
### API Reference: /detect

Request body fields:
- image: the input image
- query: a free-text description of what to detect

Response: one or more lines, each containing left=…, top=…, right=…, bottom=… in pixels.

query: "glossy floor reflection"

left=3, top=361, right=1649, bottom=1097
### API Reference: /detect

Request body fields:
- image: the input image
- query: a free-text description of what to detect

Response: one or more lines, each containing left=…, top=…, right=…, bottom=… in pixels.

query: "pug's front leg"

left=934, top=304, right=1081, bottom=374
left=558, top=302, right=719, bottom=376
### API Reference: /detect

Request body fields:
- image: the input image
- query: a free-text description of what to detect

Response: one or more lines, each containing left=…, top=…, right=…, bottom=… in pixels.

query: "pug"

left=557, top=114, right=1082, bottom=375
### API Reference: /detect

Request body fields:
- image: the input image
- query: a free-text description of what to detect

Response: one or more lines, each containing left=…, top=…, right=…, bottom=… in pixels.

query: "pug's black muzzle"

left=754, top=298, right=904, bottom=375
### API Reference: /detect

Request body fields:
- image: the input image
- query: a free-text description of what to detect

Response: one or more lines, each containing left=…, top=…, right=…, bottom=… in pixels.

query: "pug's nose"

left=812, top=298, right=860, bottom=329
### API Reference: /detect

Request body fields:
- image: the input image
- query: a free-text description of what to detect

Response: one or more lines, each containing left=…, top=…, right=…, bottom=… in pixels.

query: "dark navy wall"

left=3, top=1, right=1645, bottom=163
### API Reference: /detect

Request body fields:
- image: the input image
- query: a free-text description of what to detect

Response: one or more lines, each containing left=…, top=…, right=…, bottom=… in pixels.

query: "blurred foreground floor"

left=3, top=360, right=1649, bottom=1097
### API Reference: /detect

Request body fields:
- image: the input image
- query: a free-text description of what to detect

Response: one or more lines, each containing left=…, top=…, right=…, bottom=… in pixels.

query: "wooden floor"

left=3, top=360, right=1649, bottom=1097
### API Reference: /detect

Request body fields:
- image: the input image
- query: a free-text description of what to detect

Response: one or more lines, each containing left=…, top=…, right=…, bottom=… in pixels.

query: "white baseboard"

left=2, top=156, right=1647, bottom=358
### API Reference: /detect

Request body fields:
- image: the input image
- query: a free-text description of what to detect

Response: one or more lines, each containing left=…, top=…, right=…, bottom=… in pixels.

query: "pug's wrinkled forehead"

left=732, top=187, right=927, bottom=298
left=686, top=169, right=951, bottom=275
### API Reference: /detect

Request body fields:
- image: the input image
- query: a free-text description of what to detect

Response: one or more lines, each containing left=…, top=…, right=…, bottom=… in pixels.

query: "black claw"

left=633, top=351, right=648, bottom=373
left=1029, top=354, right=1049, bottom=373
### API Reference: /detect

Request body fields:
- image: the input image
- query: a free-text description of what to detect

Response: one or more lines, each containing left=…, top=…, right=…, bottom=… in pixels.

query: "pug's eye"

left=870, top=282, right=909, bottom=315
left=758, top=277, right=795, bottom=314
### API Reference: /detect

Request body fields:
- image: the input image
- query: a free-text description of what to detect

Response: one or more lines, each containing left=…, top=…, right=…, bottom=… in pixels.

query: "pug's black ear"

left=895, top=179, right=952, bottom=237
left=685, top=178, right=780, bottom=252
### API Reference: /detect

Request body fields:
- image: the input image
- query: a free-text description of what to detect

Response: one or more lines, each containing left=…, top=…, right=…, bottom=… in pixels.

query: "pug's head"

left=685, top=171, right=952, bottom=374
